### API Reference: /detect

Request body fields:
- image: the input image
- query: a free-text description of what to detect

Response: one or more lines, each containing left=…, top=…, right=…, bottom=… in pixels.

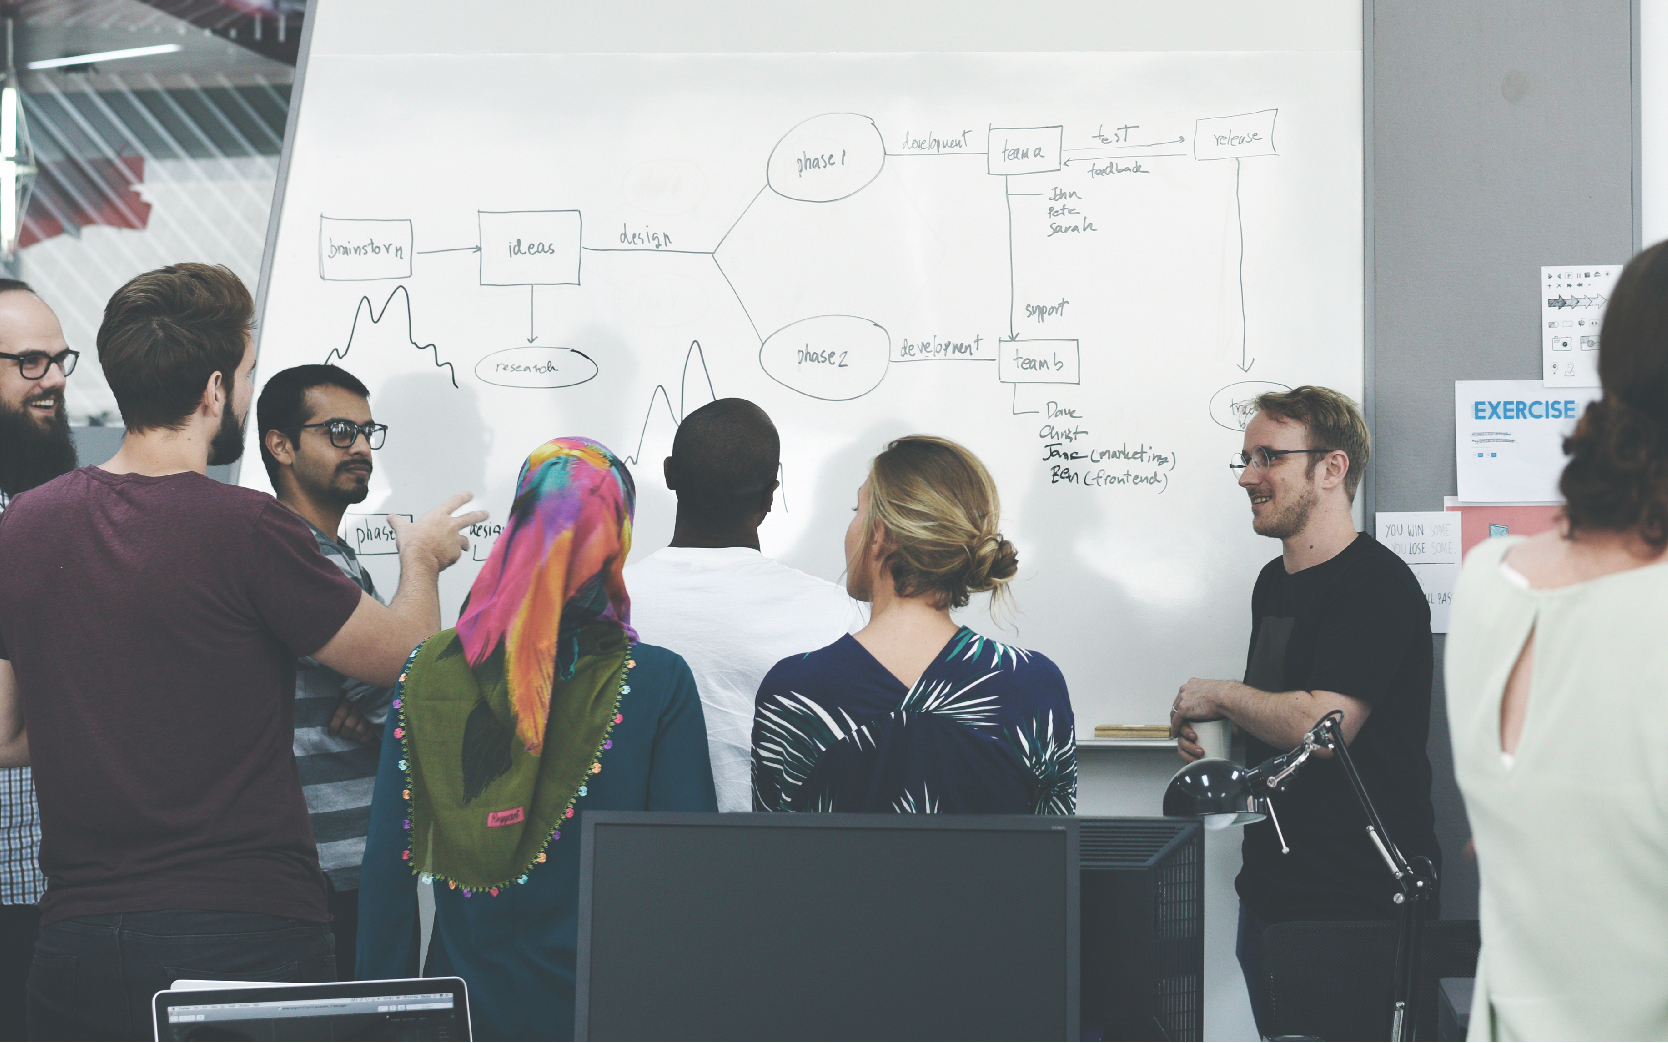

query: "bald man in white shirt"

left=624, top=399, right=863, bottom=811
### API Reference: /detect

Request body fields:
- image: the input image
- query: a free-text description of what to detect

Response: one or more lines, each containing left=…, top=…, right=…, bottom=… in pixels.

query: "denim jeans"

left=26, top=909, right=334, bottom=1041
left=1236, top=903, right=1271, bottom=1040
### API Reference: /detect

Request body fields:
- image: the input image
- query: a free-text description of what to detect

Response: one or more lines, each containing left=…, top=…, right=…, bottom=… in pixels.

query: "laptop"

left=152, top=976, right=471, bottom=1041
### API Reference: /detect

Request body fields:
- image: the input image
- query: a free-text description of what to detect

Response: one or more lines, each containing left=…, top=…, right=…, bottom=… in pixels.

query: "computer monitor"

left=152, top=976, right=471, bottom=1041
left=575, top=812, right=1079, bottom=1041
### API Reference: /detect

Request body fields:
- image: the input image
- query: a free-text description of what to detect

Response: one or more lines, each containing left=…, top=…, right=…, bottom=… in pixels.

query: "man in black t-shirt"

left=1169, top=385, right=1439, bottom=1037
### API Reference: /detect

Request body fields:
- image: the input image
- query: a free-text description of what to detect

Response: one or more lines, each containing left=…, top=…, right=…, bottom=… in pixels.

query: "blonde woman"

left=751, top=436, right=1076, bottom=814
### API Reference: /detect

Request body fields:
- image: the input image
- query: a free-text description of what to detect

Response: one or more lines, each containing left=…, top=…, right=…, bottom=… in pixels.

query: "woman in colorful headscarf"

left=357, top=437, right=715, bottom=1041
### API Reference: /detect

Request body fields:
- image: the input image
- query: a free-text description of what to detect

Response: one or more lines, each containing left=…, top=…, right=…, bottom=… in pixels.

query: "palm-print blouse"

left=751, top=627, right=1076, bottom=814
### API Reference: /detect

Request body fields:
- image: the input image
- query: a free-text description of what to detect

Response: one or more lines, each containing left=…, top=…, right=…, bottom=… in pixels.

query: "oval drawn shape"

left=476, top=346, right=598, bottom=389
left=759, top=315, right=889, bottom=401
left=766, top=113, right=886, bottom=203
left=1209, top=381, right=1291, bottom=431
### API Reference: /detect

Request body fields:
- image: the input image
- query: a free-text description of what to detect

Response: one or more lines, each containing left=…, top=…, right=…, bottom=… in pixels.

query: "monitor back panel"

left=577, top=813, right=1077, bottom=1041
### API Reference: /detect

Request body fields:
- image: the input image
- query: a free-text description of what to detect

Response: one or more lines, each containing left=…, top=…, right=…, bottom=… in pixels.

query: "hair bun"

left=965, top=533, right=1018, bottom=592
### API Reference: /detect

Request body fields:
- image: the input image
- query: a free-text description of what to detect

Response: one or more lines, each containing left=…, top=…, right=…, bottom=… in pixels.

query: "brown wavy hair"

left=860, top=436, right=1019, bottom=610
left=1561, top=241, right=1668, bottom=546
left=98, top=263, right=253, bottom=432
left=1252, top=385, right=1371, bottom=501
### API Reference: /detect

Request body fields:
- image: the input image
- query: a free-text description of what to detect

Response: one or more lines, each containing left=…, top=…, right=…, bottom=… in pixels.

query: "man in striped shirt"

left=258, top=364, right=393, bottom=979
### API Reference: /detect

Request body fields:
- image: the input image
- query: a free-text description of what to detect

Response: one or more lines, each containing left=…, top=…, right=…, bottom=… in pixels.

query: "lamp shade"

left=1163, top=757, right=1265, bottom=826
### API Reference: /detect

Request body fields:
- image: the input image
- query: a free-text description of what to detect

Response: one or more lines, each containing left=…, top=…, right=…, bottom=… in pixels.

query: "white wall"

left=1644, top=0, right=1668, bottom=248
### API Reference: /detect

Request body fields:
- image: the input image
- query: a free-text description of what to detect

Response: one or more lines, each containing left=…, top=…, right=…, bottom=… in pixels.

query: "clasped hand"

left=1170, top=677, right=1229, bottom=763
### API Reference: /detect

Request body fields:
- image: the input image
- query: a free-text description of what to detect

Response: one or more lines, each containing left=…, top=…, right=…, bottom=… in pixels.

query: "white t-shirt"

left=624, top=546, right=866, bottom=811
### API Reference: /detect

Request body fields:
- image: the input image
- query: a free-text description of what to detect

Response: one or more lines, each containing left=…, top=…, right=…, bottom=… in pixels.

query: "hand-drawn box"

left=1193, top=110, right=1278, bottom=160
left=479, top=210, right=582, bottom=285
left=319, top=217, right=413, bottom=281
left=987, top=126, right=1063, bottom=175
left=998, top=338, right=1080, bottom=384
left=345, top=513, right=412, bottom=556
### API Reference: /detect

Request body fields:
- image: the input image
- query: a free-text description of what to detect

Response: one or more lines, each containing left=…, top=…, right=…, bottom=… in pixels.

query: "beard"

left=0, top=392, right=78, bottom=496
left=1251, top=480, right=1319, bottom=539
left=208, top=402, right=247, bottom=467
left=326, top=460, right=372, bottom=506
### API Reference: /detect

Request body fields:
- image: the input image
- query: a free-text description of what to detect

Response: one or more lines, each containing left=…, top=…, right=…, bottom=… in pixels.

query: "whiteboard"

left=244, top=5, right=1363, bottom=729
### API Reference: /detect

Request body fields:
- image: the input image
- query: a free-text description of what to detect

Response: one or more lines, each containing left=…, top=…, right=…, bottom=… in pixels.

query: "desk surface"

left=1080, top=737, right=1178, bottom=750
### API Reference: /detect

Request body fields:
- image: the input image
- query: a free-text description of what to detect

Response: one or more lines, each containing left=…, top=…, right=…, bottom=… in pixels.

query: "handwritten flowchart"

left=248, top=51, right=1363, bottom=723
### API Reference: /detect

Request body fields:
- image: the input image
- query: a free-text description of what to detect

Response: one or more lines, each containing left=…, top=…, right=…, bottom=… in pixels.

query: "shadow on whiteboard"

left=375, top=374, right=491, bottom=522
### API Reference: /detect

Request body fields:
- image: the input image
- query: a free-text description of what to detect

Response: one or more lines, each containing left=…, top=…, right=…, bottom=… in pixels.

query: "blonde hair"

left=860, top=436, right=1018, bottom=610
left=1253, top=385, right=1371, bottom=501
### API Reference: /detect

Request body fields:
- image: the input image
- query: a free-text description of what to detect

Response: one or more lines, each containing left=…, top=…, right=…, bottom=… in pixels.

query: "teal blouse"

left=356, top=642, right=717, bottom=1041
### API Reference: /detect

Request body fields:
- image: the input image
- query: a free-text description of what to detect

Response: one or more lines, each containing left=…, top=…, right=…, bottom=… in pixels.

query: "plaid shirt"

left=0, top=490, right=46, bottom=905
left=294, top=520, right=392, bottom=891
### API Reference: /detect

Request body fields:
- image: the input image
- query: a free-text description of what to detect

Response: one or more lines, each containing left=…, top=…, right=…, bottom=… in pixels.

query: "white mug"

left=1191, top=718, right=1231, bottom=761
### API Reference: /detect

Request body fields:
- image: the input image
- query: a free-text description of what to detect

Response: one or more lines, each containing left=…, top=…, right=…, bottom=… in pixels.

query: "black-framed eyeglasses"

left=0, top=349, right=78, bottom=380
left=294, top=419, right=387, bottom=450
left=1228, top=445, right=1336, bottom=473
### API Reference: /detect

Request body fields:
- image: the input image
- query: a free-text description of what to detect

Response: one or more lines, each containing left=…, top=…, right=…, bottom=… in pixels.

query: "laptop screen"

left=153, top=977, right=470, bottom=1041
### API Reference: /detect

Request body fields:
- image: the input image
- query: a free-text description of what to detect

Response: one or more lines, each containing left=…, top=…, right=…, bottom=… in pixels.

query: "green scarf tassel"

left=393, top=622, right=631, bottom=895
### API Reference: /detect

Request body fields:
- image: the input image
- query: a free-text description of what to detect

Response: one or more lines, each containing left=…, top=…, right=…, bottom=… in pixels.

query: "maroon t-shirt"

left=0, top=467, right=364, bottom=924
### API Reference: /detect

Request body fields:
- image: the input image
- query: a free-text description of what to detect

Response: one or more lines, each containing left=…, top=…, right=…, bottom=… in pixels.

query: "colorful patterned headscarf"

left=392, top=438, right=639, bottom=893
left=456, top=437, right=636, bottom=754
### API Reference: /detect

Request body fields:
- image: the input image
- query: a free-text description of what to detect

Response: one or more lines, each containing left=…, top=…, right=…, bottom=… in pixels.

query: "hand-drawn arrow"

left=1062, top=153, right=1185, bottom=166
left=527, top=286, right=537, bottom=344
left=1065, top=136, right=1184, bottom=152
left=1233, top=158, right=1254, bottom=373
left=414, top=245, right=480, bottom=255
left=1005, top=176, right=1019, bottom=339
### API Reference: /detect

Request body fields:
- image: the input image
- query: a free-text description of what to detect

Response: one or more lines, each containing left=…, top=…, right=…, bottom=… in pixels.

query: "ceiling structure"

left=1, top=0, right=300, bottom=422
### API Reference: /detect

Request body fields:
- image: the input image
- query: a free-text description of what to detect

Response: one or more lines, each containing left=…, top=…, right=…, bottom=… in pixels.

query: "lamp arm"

left=1231, top=710, right=1437, bottom=1042
left=1315, top=716, right=1419, bottom=886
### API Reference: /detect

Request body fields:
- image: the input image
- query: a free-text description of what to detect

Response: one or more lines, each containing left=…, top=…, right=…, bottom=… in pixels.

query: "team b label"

left=998, top=339, right=1080, bottom=384
left=319, top=217, right=413, bottom=281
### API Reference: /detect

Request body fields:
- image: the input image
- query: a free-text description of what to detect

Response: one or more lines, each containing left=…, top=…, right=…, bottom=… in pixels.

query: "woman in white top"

left=1447, top=240, right=1668, bottom=1041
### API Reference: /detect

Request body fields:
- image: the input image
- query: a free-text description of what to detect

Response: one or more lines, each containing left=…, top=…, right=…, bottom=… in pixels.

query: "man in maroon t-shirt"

left=0, top=263, right=488, bottom=1040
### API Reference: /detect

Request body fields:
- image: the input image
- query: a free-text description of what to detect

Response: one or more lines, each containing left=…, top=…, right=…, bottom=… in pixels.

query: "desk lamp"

left=1163, top=711, right=1439, bottom=1042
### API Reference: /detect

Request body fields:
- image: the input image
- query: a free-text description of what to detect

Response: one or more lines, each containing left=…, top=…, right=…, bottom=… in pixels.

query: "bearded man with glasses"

left=258, top=364, right=395, bottom=980
left=1168, top=385, right=1439, bottom=1038
left=0, top=280, right=77, bottom=1041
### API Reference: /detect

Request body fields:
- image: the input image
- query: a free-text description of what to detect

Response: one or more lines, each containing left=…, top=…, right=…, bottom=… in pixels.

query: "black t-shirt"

left=1235, top=533, right=1441, bottom=923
